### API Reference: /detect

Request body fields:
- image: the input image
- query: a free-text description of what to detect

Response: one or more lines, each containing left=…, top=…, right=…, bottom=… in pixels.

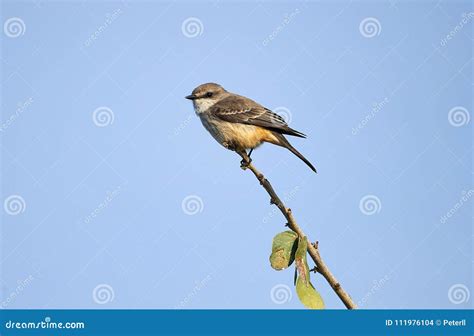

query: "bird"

left=185, top=83, right=316, bottom=172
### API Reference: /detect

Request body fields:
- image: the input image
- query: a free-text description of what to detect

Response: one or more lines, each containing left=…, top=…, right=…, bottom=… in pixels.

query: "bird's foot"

left=240, top=157, right=252, bottom=170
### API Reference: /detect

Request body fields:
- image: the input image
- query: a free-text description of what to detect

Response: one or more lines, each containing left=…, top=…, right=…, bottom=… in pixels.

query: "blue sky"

left=1, top=0, right=472, bottom=309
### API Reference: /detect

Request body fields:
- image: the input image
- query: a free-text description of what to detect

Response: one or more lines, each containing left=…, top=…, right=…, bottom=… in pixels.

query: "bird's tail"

left=273, top=133, right=317, bottom=173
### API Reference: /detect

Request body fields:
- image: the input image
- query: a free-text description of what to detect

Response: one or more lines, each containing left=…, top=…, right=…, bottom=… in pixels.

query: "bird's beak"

left=185, top=94, right=197, bottom=100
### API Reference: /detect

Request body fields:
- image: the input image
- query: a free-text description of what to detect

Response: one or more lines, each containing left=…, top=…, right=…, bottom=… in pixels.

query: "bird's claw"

left=240, top=158, right=252, bottom=169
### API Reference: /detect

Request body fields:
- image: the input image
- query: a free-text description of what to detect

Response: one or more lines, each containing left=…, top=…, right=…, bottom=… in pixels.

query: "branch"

left=239, top=158, right=357, bottom=309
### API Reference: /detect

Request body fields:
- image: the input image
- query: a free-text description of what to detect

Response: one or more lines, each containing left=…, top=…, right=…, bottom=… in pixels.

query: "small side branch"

left=240, top=159, right=357, bottom=309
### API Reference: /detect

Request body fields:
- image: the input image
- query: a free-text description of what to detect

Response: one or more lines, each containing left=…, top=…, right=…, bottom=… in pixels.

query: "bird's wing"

left=209, top=95, right=306, bottom=138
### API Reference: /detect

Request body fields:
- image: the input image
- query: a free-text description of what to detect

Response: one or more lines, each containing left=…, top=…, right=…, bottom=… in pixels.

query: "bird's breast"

left=199, top=115, right=274, bottom=150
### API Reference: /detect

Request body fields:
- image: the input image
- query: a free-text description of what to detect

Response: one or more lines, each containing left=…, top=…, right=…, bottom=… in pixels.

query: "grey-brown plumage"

left=209, top=95, right=307, bottom=138
left=186, top=83, right=317, bottom=172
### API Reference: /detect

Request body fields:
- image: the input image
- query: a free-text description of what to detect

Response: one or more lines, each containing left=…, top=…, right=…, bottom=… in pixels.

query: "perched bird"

left=185, top=83, right=316, bottom=172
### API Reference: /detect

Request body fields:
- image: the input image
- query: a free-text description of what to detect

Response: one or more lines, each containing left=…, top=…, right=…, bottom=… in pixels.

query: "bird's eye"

left=206, top=92, right=213, bottom=98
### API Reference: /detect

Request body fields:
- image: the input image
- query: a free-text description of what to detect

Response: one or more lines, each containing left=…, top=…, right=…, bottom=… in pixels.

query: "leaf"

left=295, top=235, right=308, bottom=260
left=296, top=276, right=325, bottom=309
left=269, top=231, right=298, bottom=270
left=294, top=236, right=309, bottom=284
left=294, top=236, right=325, bottom=309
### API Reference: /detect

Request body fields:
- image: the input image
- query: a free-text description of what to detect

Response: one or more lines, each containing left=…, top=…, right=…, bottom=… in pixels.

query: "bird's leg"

left=236, top=149, right=251, bottom=169
left=248, top=148, right=254, bottom=159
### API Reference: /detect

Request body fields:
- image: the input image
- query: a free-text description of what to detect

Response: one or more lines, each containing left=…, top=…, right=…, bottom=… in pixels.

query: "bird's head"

left=185, top=83, right=228, bottom=113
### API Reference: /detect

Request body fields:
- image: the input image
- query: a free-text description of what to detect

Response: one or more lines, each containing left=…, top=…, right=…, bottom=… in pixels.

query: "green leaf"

left=295, top=236, right=308, bottom=260
left=296, top=276, right=325, bottom=309
left=294, top=236, right=310, bottom=284
left=294, top=236, right=325, bottom=309
left=269, top=231, right=298, bottom=270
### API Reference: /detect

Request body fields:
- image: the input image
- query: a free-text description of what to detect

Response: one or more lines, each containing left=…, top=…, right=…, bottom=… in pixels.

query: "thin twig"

left=239, top=158, right=357, bottom=309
